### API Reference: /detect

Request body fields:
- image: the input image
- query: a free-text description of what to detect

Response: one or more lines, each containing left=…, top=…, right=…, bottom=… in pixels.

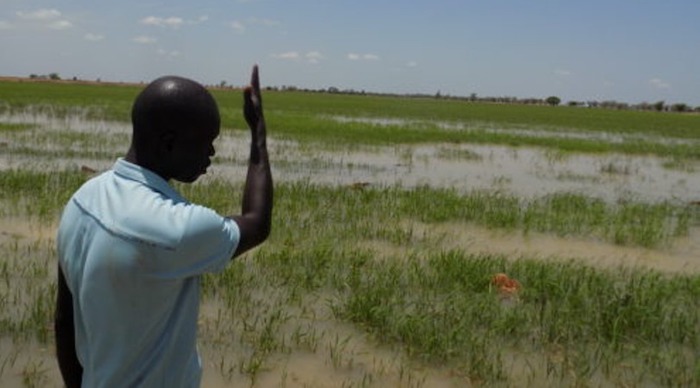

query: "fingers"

left=246, top=66, right=262, bottom=111
left=244, top=87, right=260, bottom=114
left=243, top=88, right=256, bottom=127
left=244, top=65, right=264, bottom=130
left=249, top=65, right=261, bottom=109
left=243, top=88, right=252, bottom=115
left=250, top=65, right=260, bottom=93
left=244, top=86, right=253, bottom=107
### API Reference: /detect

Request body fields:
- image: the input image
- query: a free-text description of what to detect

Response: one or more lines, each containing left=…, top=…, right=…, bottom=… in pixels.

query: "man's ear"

left=159, top=130, right=176, bottom=152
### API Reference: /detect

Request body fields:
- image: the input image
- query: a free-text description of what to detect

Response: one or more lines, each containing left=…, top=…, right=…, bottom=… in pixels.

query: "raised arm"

left=231, top=65, right=273, bottom=257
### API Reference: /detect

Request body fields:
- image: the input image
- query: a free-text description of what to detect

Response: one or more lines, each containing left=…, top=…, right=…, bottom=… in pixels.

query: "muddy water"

left=279, top=144, right=697, bottom=203
left=2, top=112, right=698, bottom=204
left=202, top=128, right=700, bottom=204
left=198, top=297, right=461, bottom=388
left=400, top=222, right=700, bottom=274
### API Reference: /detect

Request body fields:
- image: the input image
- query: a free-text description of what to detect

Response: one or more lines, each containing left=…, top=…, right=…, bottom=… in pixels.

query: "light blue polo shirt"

left=57, top=158, right=240, bottom=387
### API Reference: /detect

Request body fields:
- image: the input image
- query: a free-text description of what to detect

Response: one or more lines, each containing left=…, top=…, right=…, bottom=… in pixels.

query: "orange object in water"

left=492, top=273, right=510, bottom=287
left=501, top=278, right=521, bottom=294
left=491, top=273, right=521, bottom=296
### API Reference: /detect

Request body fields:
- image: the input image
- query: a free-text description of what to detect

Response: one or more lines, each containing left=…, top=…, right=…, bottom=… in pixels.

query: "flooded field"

left=2, top=111, right=698, bottom=204
left=1, top=108, right=699, bottom=387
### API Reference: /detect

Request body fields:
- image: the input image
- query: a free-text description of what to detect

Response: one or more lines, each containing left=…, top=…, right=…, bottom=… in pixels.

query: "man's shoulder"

left=68, top=170, right=183, bottom=249
left=68, top=168, right=234, bottom=250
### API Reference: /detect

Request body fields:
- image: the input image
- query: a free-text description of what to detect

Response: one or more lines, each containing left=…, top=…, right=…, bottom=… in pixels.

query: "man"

left=54, top=66, right=272, bottom=387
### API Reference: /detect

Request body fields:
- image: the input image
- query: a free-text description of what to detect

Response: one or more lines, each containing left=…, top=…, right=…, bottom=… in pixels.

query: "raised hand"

left=231, top=64, right=273, bottom=258
left=244, top=65, right=265, bottom=137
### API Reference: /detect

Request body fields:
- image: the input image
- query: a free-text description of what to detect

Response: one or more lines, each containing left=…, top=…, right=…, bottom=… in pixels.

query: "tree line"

left=25, top=73, right=700, bottom=114
left=263, top=85, right=700, bottom=113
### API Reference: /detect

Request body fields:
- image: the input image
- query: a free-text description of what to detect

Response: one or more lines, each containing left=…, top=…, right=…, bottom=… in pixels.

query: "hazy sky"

left=1, top=0, right=699, bottom=105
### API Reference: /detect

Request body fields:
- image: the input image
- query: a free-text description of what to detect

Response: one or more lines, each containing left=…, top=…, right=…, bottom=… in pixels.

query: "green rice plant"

left=662, top=157, right=697, bottom=172
left=289, top=323, right=322, bottom=352
left=178, top=179, right=695, bottom=249
left=0, top=81, right=139, bottom=121
left=434, top=146, right=482, bottom=161
left=21, top=359, right=49, bottom=388
left=0, top=169, right=87, bottom=219
left=0, top=241, right=55, bottom=345
left=328, top=333, right=352, bottom=369
left=606, top=201, right=690, bottom=247
left=320, top=248, right=700, bottom=386
left=0, top=123, right=33, bottom=132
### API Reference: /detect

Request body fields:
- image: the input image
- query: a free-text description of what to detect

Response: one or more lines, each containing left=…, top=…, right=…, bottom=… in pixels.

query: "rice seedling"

left=21, top=359, right=49, bottom=388
left=434, top=146, right=482, bottom=161
left=0, top=123, right=33, bottom=132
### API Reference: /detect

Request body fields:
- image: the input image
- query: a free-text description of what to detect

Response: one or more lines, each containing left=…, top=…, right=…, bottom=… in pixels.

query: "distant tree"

left=49, top=73, right=61, bottom=80
left=652, top=101, right=665, bottom=112
left=671, top=103, right=688, bottom=113
left=635, top=102, right=652, bottom=111
left=545, top=96, right=561, bottom=106
left=219, top=80, right=227, bottom=88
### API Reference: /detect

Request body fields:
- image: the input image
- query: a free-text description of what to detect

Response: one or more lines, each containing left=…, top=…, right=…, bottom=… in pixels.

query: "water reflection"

left=1, top=112, right=698, bottom=204
left=231, top=139, right=696, bottom=204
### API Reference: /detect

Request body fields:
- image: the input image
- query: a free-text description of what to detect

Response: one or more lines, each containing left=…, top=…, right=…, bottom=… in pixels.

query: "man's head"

left=129, top=76, right=220, bottom=183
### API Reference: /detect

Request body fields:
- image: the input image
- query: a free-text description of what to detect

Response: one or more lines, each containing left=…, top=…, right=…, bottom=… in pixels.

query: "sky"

left=1, top=0, right=699, bottom=105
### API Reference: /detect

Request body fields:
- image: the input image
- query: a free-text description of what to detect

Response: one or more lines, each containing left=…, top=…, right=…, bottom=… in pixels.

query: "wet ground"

left=1, top=112, right=699, bottom=386
left=2, top=112, right=698, bottom=205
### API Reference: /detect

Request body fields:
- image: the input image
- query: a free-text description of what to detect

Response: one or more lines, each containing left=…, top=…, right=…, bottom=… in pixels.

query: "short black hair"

left=131, top=76, right=220, bottom=142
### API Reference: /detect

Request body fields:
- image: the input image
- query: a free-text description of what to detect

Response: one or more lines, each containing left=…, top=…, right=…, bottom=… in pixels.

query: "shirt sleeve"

left=160, top=204, right=240, bottom=278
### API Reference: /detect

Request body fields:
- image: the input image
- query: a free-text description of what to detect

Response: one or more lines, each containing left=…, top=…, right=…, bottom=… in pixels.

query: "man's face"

left=168, top=123, right=219, bottom=183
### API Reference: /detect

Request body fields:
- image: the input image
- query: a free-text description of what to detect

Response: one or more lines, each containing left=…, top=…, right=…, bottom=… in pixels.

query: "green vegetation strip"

left=1, top=169, right=692, bottom=247
left=0, top=169, right=86, bottom=218
left=0, top=123, right=33, bottom=132
left=2, top=81, right=700, bottom=159
left=184, top=180, right=692, bottom=249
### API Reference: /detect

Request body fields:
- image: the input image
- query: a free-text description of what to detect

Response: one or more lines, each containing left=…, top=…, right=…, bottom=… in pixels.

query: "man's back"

left=57, top=158, right=239, bottom=387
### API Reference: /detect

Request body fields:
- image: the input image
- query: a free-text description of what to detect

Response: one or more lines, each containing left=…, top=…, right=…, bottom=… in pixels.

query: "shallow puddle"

left=0, top=217, right=57, bottom=242
left=198, top=300, right=460, bottom=387
left=399, top=222, right=700, bottom=274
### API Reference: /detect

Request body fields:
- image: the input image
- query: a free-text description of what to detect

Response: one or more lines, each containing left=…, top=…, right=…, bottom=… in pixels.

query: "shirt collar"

left=112, top=158, right=186, bottom=202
